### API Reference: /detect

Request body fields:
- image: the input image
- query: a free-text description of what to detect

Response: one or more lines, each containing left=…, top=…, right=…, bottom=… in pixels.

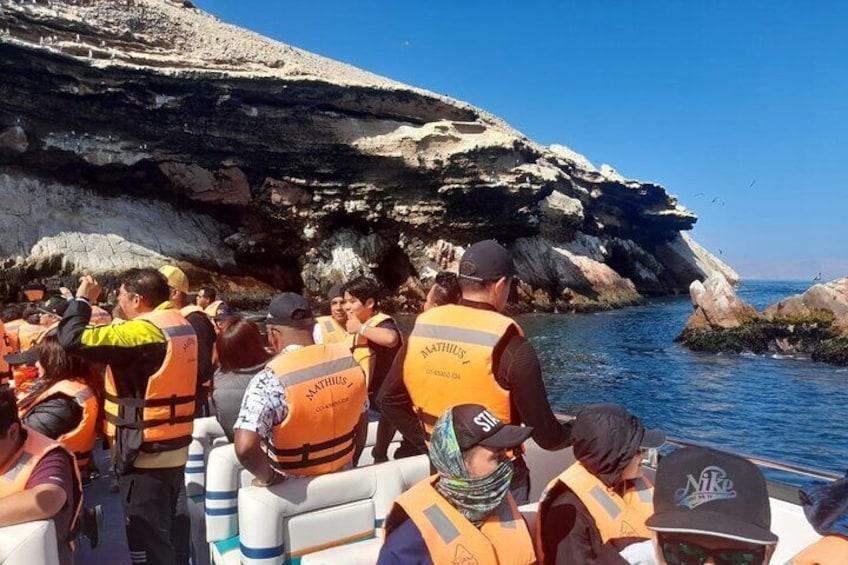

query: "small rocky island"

left=677, top=274, right=848, bottom=366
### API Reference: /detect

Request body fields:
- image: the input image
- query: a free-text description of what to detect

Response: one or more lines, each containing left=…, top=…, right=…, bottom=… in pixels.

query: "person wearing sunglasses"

left=646, top=447, right=778, bottom=565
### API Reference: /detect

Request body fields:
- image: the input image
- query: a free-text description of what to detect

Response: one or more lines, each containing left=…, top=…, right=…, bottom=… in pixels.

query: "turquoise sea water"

left=520, top=280, right=846, bottom=485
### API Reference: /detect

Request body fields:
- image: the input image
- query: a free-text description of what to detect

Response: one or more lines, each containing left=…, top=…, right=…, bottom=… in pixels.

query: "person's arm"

left=57, top=298, right=165, bottom=366
left=0, top=484, right=68, bottom=527
left=234, top=429, right=278, bottom=486
left=21, top=396, right=82, bottom=440
left=232, top=370, right=287, bottom=486
left=497, top=332, right=572, bottom=450
left=352, top=412, right=368, bottom=466
left=376, top=344, right=427, bottom=452
left=0, top=449, right=72, bottom=528
left=346, top=317, right=400, bottom=348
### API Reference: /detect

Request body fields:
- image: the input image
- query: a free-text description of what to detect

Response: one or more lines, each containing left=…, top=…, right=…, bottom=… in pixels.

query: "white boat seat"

left=236, top=455, right=430, bottom=565
left=206, top=443, right=255, bottom=565
left=0, top=520, right=60, bottom=565
left=187, top=417, right=227, bottom=565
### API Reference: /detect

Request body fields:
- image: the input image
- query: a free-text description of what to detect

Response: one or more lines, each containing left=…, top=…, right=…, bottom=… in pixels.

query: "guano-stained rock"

left=0, top=0, right=736, bottom=311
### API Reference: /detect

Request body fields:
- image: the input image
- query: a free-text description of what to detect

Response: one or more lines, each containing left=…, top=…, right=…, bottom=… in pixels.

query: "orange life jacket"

left=0, top=427, right=82, bottom=541
left=19, top=379, right=99, bottom=470
left=536, top=461, right=653, bottom=561
left=266, top=343, right=366, bottom=476
left=104, top=309, right=198, bottom=451
left=384, top=475, right=537, bottom=565
left=315, top=315, right=347, bottom=345
left=17, top=321, right=46, bottom=352
left=791, top=535, right=848, bottom=565
left=4, top=319, right=23, bottom=354
left=31, top=320, right=60, bottom=347
left=90, top=305, right=112, bottom=325
left=203, top=300, right=224, bottom=318
left=348, top=312, right=398, bottom=390
left=403, top=304, right=521, bottom=442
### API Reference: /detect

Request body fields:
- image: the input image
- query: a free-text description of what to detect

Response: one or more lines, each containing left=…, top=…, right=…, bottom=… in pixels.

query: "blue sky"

left=197, top=1, right=847, bottom=280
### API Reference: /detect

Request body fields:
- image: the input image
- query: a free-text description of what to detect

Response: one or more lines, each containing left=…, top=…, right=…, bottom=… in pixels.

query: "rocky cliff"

left=0, top=0, right=737, bottom=311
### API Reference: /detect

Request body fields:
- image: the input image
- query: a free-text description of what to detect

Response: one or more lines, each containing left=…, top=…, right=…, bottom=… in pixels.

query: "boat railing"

left=553, top=413, right=841, bottom=483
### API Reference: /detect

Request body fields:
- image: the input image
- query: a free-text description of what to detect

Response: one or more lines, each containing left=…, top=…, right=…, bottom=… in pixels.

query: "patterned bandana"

left=430, top=410, right=514, bottom=527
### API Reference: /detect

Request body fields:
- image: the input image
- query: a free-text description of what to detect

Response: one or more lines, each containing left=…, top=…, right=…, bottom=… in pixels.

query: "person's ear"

left=8, top=422, right=21, bottom=443
left=365, top=298, right=376, bottom=310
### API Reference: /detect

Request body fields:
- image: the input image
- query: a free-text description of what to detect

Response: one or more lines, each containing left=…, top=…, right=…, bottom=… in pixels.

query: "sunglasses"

left=659, top=535, right=765, bottom=565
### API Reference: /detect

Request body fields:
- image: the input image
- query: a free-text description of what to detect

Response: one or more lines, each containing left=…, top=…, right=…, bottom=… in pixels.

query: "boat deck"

left=76, top=443, right=129, bottom=565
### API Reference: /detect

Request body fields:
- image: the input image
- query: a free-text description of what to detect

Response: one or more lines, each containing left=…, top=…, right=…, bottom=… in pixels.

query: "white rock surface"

left=0, top=171, right=233, bottom=274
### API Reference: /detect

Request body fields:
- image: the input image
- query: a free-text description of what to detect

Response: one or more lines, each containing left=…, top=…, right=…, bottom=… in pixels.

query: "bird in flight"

left=748, top=180, right=757, bottom=189
left=813, top=272, right=822, bottom=281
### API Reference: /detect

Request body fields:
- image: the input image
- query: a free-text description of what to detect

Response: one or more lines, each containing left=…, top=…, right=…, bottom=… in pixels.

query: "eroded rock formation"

left=0, top=0, right=736, bottom=310
left=678, top=275, right=848, bottom=366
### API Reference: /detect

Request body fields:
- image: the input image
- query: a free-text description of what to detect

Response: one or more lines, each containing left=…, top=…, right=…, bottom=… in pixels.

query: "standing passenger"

left=159, top=266, right=217, bottom=416
left=379, top=240, right=572, bottom=503
left=57, top=270, right=198, bottom=565
left=342, top=276, right=402, bottom=464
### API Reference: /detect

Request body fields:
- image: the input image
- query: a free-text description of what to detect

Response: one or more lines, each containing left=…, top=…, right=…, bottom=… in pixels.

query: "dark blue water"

left=520, top=280, right=847, bottom=485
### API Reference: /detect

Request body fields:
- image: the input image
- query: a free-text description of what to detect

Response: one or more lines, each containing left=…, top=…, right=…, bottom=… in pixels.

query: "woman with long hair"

left=17, top=335, right=103, bottom=479
left=212, top=316, right=272, bottom=442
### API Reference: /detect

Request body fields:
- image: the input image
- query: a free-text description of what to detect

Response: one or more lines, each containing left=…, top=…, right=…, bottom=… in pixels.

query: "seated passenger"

left=0, top=387, right=82, bottom=565
left=646, top=447, right=778, bottom=565
left=12, top=336, right=102, bottom=482
left=233, top=293, right=368, bottom=486
left=212, top=316, right=272, bottom=443
left=379, top=404, right=537, bottom=565
left=536, top=404, right=664, bottom=564
left=790, top=472, right=848, bottom=565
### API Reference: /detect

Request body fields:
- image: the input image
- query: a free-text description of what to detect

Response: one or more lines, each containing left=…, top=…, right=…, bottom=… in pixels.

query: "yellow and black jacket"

left=57, top=298, right=198, bottom=471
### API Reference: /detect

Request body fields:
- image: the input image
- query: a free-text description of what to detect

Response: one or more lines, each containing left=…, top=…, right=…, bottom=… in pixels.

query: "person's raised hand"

left=76, top=275, right=102, bottom=303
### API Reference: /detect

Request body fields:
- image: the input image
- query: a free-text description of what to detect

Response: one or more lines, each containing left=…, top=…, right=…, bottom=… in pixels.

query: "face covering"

left=429, top=410, right=514, bottom=527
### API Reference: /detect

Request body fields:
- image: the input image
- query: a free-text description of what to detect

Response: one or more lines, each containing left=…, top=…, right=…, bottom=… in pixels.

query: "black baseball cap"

left=646, top=447, right=778, bottom=545
left=458, top=240, right=516, bottom=282
left=37, top=296, right=69, bottom=318
left=450, top=404, right=533, bottom=451
left=4, top=347, right=39, bottom=366
left=266, top=293, right=314, bottom=328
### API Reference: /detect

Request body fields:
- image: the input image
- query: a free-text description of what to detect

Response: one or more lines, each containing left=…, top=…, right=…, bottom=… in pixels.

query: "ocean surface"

left=520, top=280, right=846, bottom=486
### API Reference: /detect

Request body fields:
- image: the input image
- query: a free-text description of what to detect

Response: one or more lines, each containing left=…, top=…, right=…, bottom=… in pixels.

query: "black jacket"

left=540, top=405, right=648, bottom=565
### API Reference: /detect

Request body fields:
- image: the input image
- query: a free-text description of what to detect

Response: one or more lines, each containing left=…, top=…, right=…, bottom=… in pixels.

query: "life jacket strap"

left=104, top=412, right=195, bottom=429
left=269, top=427, right=356, bottom=469
left=104, top=391, right=196, bottom=408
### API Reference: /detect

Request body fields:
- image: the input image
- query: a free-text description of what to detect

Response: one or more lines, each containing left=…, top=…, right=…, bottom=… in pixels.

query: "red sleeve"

left=25, top=448, right=75, bottom=499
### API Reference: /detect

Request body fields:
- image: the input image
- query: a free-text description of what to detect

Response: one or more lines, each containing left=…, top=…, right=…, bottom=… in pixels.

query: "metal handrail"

left=554, top=413, right=842, bottom=482
left=663, top=437, right=842, bottom=482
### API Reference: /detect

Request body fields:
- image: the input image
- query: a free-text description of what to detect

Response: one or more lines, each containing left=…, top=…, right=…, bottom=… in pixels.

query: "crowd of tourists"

left=0, top=241, right=844, bottom=564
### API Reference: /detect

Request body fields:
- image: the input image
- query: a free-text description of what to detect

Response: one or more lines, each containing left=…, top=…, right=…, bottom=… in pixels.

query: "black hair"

left=200, top=287, right=217, bottom=301
left=0, top=388, right=20, bottom=438
left=430, top=272, right=461, bottom=306
left=121, top=268, right=170, bottom=308
left=342, top=276, right=384, bottom=306
left=1, top=303, right=25, bottom=323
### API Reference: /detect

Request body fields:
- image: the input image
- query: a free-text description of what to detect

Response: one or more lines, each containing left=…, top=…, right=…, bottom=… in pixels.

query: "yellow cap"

left=159, top=265, right=189, bottom=294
